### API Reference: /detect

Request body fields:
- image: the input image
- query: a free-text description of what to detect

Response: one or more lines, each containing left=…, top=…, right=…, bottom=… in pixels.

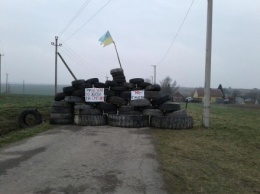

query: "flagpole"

left=113, top=41, right=122, bottom=69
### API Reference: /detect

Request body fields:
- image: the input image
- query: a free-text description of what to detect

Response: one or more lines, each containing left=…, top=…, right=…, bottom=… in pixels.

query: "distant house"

left=172, top=87, right=195, bottom=102
left=172, top=92, right=185, bottom=102
left=193, top=88, right=223, bottom=103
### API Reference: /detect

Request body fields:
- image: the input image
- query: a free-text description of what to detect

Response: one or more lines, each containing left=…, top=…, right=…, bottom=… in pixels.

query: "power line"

left=64, top=0, right=113, bottom=42
left=59, top=0, right=92, bottom=37
left=157, top=0, right=195, bottom=66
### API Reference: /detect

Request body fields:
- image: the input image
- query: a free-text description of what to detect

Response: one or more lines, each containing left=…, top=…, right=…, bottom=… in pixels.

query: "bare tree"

left=159, top=76, right=178, bottom=96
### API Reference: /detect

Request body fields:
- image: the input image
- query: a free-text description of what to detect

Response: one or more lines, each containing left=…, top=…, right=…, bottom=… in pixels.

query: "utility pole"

left=151, top=65, right=156, bottom=84
left=6, top=73, right=8, bottom=94
left=203, top=0, right=213, bottom=128
left=0, top=53, right=4, bottom=95
left=51, top=36, right=62, bottom=95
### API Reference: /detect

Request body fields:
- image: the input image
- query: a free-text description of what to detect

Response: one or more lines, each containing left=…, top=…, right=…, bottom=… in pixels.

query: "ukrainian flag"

left=99, top=31, right=114, bottom=47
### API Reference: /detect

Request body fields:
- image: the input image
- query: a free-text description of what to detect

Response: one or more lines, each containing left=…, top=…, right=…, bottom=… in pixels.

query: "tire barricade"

left=49, top=68, right=193, bottom=129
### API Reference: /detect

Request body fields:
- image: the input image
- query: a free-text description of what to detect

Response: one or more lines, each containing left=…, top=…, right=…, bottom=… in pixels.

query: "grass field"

left=152, top=103, right=260, bottom=193
left=1, top=95, right=259, bottom=193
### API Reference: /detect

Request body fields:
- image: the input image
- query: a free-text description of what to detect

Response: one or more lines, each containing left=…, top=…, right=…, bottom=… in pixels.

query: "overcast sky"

left=1, top=0, right=259, bottom=89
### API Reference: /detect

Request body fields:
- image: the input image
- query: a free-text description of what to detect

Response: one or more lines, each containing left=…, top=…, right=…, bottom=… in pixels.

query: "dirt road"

left=0, top=125, right=167, bottom=194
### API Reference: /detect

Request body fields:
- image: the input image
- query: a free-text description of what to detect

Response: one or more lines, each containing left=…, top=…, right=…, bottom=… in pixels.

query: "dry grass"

left=152, top=103, right=260, bottom=193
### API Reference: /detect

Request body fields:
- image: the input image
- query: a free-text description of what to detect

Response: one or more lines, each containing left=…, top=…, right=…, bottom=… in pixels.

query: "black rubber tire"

left=94, top=82, right=109, bottom=88
left=142, top=109, right=163, bottom=116
left=78, top=83, right=93, bottom=89
left=118, top=105, right=135, bottom=112
left=138, top=82, right=151, bottom=89
left=65, top=96, right=84, bottom=103
left=108, top=96, right=127, bottom=106
left=158, top=101, right=181, bottom=112
left=144, top=91, right=161, bottom=99
left=150, top=116, right=193, bottom=129
left=74, top=103, right=93, bottom=110
left=122, top=82, right=135, bottom=90
left=86, top=78, right=99, bottom=84
left=104, top=111, right=117, bottom=115
left=145, top=84, right=161, bottom=91
left=118, top=111, right=141, bottom=116
left=72, top=79, right=85, bottom=88
left=52, top=101, right=72, bottom=108
left=63, top=86, right=75, bottom=95
left=98, top=102, right=118, bottom=111
left=120, top=91, right=131, bottom=101
left=113, top=78, right=126, bottom=84
left=54, top=92, right=66, bottom=101
left=131, top=87, right=143, bottom=91
left=165, top=109, right=187, bottom=117
left=18, top=109, right=42, bottom=128
left=151, top=95, right=171, bottom=106
left=49, top=118, right=73, bottom=125
left=72, top=89, right=85, bottom=97
left=75, top=108, right=102, bottom=115
left=105, top=80, right=119, bottom=87
left=50, top=113, right=74, bottom=119
left=50, top=106, right=73, bottom=113
left=108, top=115, right=149, bottom=128
left=110, top=68, right=124, bottom=76
left=130, top=98, right=151, bottom=107
left=110, top=86, right=127, bottom=92
left=129, top=78, right=144, bottom=85
left=113, top=75, right=125, bottom=79
left=74, top=115, right=107, bottom=126
left=104, top=89, right=117, bottom=97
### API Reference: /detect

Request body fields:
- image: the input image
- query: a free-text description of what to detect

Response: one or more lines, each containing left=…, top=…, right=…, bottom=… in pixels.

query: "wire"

left=64, top=0, right=113, bottom=42
left=59, top=0, right=91, bottom=37
left=59, top=41, right=107, bottom=78
left=157, top=0, right=195, bottom=66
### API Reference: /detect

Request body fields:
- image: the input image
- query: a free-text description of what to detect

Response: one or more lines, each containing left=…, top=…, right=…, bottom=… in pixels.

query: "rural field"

left=0, top=94, right=259, bottom=193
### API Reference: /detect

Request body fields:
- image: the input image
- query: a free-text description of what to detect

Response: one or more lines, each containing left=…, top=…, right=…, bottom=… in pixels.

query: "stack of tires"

left=50, top=67, right=193, bottom=129
left=49, top=101, right=74, bottom=125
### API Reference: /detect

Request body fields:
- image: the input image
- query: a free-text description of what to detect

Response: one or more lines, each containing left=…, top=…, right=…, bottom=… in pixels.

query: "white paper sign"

left=85, top=88, right=105, bottom=102
left=131, top=90, right=144, bottom=100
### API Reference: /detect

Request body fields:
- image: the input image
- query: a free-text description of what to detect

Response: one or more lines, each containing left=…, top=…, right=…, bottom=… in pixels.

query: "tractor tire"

left=130, top=98, right=151, bottom=107
left=142, top=109, right=163, bottom=116
left=110, top=68, right=124, bottom=76
left=74, top=115, right=107, bottom=126
left=85, top=78, right=99, bottom=84
left=72, top=79, right=85, bottom=88
left=144, top=91, right=161, bottom=99
left=54, top=92, right=66, bottom=101
left=105, top=80, right=119, bottom=87
left=158, top=101, right=181, bottom=112
left=18, top=109, right=42, bottom=128
left=129, top=78, right=144, bottom=85
left=145, top=84, right=161, bottom=91
left=108, top=114, right=149, bottom=128
left=108, top=96, right=127, bottom=106
left=64, top=96, right=84, bottom=103
left=63, top=86, right=75, bottom=95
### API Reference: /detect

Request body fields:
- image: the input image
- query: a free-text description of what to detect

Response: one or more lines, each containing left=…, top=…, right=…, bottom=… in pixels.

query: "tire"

left=50, top=106, right=73, bottom=113
left=50, top=113, right=73, bottom=119
left=94, top=82, right=109, bottom=88
left=74, top=115, right=107, bottom=126
left=151, top=95, right=171, bottom=106
left=78, top=83, right=93, bottom=89
left=120, top=91, right=131, bottom=101
left=110, top=86, right=127, bottom=92
left=113, top=78, right=126, bottom=84
left=165, top=109, right=187, bottom=117
left=144, top=91, right=161, bottom=99
left=113, top=75, right=125, bottom=79
left=72, top=79, right=85, bottom=88
left=142, top=109, right=163, bottom=116
left=98, top=102, right=118, bottom=111
left=52, top=101, right=72, bottom=108
left=129, top=78, right=144, bottom=85
left=108, top=115, right=149, bottom=128
left=104, top=89, right=117, bottom=97
left=110, top=68, right=124, bottom=76
left=108, top=96, right=127, bottom=106
left=145, top=84, right=161, bottom=91
left=74, top=108, right=102, bottom=115
left=118, top=105, right=135, bottom=112
left=86, top=78, right=99, bottom=84
left=18, top=109, right=42, bottom=128
left=54, top=92, right=66, bottom=101
left=122, top=82, right=135, bottom=90
left=118, top=111, right=141, bottom=116
left=105, top=80, right=119, bottom=87
left=130, top=98, right=151, bottom=107
left=74, top=103, right=93, bottom=110
left=131, top=87, right=143, bottom=91
left=138, top=82, right=151, bottom=89
left=63, top=86, right=75, bottom=95
left=158, top=101, right=181, bottom=112
left=150, top=116, right=193, bottom=129
left=64, top=96, right=84, bottom=103
left=72, top=89, right=85, bottom=97
left=50, top=118, right=73, bottom=125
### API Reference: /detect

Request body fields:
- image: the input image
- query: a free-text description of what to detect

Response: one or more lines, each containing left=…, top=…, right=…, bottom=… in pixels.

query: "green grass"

left=152, top=103, right=260, bottom=193
left=0, top=94, right=54, bottom=137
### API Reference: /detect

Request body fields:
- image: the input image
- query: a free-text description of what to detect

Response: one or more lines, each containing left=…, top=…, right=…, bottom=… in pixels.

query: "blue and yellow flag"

left=99, top=31, right=113, bottom=47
